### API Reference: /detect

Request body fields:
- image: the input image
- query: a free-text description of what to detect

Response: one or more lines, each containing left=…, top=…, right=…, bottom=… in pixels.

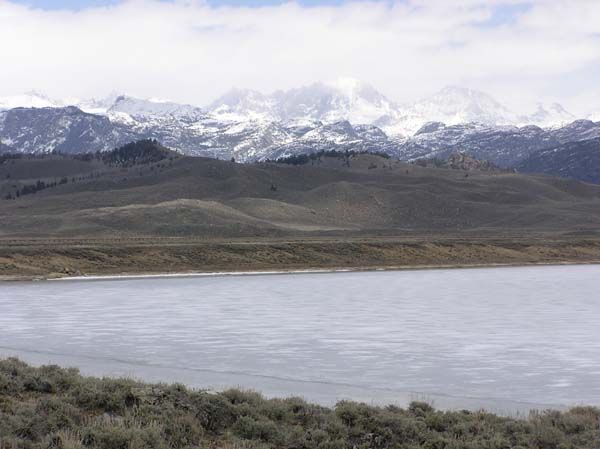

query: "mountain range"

left=0, top=80, right=583, bottom=133
left=1, top=80, right=599, bottom=183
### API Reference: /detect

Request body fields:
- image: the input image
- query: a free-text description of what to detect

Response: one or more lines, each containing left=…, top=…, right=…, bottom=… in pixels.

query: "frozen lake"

left=2, top=265, right=600, bottom=413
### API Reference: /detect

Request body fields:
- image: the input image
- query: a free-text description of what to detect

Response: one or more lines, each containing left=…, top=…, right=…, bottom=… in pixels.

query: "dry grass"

left=1, top=236, right=600, bottom=280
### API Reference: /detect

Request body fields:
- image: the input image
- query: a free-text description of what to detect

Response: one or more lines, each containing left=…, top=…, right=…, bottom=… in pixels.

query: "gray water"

left=1, top=265, right=600, bottom=412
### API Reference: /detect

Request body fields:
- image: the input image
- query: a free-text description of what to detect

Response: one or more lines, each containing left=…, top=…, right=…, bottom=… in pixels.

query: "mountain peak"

left=111, top=96, right=205, bottom=121
left=432, top=85, right=508, bottom=108
left=405, top=85, right=517, bottom=130
left=327, top=77, right=366, bottom=94
left=525, top=102, right=575, bottom=127
left=23, top=89, right=54, bottom=101
left=209, top=88, right=275, bottom=122
left=0, top=91, right=59, bottom=110
left=437, top=85, right=485, bottom=96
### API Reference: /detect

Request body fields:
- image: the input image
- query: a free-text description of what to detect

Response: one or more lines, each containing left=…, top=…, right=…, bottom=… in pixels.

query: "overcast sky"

left=1, top=0, right=599, bottom=115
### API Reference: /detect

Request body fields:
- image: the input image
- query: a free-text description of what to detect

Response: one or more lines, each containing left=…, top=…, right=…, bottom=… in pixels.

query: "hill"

left=517, top=137, right=600, bottom=184
left=413, top=152, right=507, bottom=172
left=2, top=142, right=600, bottom=238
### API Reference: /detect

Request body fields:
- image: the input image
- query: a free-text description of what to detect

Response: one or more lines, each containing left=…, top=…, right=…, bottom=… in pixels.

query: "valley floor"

left=2, top=234, right=600, bottom=281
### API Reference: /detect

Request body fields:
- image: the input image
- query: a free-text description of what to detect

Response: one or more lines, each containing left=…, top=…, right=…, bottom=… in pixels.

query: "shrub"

left=1, top=359, right=600, bottom=449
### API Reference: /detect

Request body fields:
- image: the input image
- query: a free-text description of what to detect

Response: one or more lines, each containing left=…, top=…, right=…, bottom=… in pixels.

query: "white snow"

left=588, top=112, right=600, bottom=123
left=0, top=91, right=59, bottom=110
left=522, top=102, right=575, bottom=128
left=0, top=83, right=585, bottom=138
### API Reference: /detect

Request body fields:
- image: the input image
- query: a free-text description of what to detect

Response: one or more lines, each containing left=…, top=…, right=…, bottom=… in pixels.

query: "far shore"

left=2, top=235, right=600, bottom=282
left=2, top=258, right=600, bottom=283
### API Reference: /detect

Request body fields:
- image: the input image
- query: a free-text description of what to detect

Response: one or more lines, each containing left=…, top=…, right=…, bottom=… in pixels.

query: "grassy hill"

left=2, top=142, right=600, bottom=239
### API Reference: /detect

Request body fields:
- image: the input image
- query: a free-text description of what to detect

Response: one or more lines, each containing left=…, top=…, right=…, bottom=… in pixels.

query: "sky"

left=5, top=0, right=348, bottom=7
left=1, top=0, right=600, bottom=116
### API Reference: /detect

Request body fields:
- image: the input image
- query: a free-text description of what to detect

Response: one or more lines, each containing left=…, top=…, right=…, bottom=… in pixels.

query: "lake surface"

left=2, top=265, right=600, bottom=413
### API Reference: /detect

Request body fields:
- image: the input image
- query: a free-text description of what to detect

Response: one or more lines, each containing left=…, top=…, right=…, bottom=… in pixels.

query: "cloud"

left=0, top=0, right=599, bottom=115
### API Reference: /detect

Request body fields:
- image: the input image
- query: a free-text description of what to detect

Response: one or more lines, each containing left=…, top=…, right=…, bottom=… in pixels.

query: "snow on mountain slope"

left=107, top=95, right=206, bottom=122
left=2, top=81, right=598, bottom=171
left=208, top=88, right=278, bottom=122
left=523, top=103, right=575, bottom=128
left=75, top=92, right=123, bottom=115
left=411, top=86, right=519, bottom=126
left=209, top=78, right=399, bottom=128
left=227, top=121, right=294, bottom=162
left=376, top=86, right=521, bottom=136
left=1, top=82, right=582, bottom=139
left=276, top=78, right=399, bottom=124
left=550, top=119, right=600, bottom=143
left=0, top=91, right=60, bottom=111
left=390, top=123, right=559, bottom=167
left=300, top=120, right=361, bottom=145
left=0, top=106, right=137, bottom=154
left=377, top=88, right=580, bottom=136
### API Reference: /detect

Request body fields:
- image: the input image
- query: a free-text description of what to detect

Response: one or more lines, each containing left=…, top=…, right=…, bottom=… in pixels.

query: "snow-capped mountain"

left=391, top=119, right=600, bottom=167
left=412, top=86, right=518, bottom=125
left=2, top=81, right=599, bottom=176
left=0, top=91, right=60, bottom=111
left=209, top=89, right=278, bottom=123
left=276, top=78, right=399, bottom=124
left=209, top=82, right=576, bottom=137
left=378, top=87, right=576, bottom=135
left=392, top=123, right=558, bottom=167
left=549, top=119, right=600, bottom=143
left=1, top=81, right=581, bottom=137
left=0, top=106, right=138, bottom=154
left=75, top=92, right=124, bottom=115
left=209, top=78, right=399, bottom=129
left=523, top=103, right=575, bottom=128
left=394, top=86, right=519, bottom=135
left=108, top=95, right=206, bottom=122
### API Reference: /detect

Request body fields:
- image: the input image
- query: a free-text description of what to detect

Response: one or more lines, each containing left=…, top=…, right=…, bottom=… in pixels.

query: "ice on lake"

left=2, top=264, right=600, bottom=413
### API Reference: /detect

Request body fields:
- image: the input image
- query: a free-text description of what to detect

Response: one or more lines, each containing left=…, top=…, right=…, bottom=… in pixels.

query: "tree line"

left=271, top=149, right=390, bottom=166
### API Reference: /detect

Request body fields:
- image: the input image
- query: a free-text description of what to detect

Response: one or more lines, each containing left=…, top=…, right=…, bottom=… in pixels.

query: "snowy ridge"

left=0, top=91, right=60, bottom=111
left=0, top=80, right=589, bottom=134
left=401, top=86, right=519, bottom=132
left=108, top=95, right=206, bottom=121
left=2, top=80, right=600, bottom=168
left=523, top=103, right=575, bottom=129
left=208, top=82, right=582, bottom=136
left=588, top=112, right=600, bottom=123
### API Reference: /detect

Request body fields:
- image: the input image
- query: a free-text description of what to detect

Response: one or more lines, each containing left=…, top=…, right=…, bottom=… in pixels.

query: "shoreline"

left=0, top=349, right=567, bottom=416
left=2, top=258, right=600, bottom=283
left=3, top=236, right=600, bottom=282
left=0, top=236, right=600, bottom=281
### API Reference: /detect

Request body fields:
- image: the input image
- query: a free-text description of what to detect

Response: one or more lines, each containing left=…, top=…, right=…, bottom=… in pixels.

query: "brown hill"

left=1, top=147, right=600, bottom=238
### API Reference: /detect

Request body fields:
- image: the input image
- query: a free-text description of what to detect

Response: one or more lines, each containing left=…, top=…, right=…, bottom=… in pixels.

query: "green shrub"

left=1, top=359, right=600, bottom=449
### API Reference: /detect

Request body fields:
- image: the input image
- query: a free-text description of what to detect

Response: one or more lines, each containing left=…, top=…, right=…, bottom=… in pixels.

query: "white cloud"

left=0, top=0, right=599, bottom=115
